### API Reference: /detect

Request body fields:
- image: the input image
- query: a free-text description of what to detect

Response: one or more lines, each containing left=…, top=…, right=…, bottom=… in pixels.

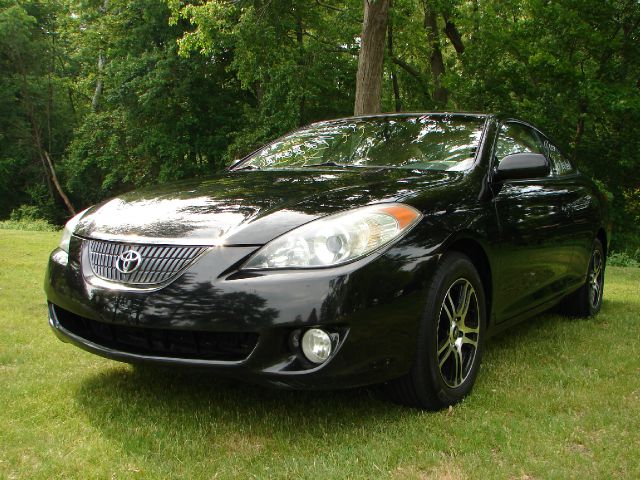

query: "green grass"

left=1, top=229, right=639, bottom=479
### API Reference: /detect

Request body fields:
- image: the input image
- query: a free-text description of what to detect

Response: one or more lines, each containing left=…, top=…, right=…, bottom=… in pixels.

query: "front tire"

left=386, top=252, right=486, bottom=410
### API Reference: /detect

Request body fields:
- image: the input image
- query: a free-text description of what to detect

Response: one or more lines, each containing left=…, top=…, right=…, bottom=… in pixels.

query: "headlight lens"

left=243, top=203, right=421, bottom=269
left=59, top=209, right=89, bottom=253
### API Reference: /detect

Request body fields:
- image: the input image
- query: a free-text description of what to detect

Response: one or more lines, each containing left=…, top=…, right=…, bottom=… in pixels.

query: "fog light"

left=301, top=328, right=332, bottom=364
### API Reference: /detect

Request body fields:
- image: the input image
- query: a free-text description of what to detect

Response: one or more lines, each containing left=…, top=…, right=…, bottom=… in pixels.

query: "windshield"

left=238, top=115, right=486, bottom=172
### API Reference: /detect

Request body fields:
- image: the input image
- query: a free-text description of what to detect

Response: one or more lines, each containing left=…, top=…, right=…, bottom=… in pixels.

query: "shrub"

left=0, top=219, right=59, bottom=232
left=608, top=251, right=640, bottom=268
left=0, top=206, right=59, bottom=232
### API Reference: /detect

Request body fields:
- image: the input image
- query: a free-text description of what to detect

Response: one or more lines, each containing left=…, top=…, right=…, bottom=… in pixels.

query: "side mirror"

left=493, top=153, right=550, bottom=181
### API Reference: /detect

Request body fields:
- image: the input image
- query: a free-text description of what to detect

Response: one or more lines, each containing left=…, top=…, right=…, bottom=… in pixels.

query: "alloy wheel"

left=436, top=278, right=481, bottom=388
left=589, top=249, right=604, bottom=309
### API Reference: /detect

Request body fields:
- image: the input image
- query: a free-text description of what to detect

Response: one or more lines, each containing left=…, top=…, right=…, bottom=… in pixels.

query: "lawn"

left=1, top=229, right=638, bottom=479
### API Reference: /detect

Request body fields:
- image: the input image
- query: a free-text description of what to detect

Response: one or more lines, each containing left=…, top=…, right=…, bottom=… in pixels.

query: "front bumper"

left=45, top=235, right=438, bottom=389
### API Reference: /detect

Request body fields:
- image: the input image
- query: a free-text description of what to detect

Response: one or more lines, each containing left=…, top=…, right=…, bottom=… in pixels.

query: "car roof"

left=311, top=112, right=493, bottom=125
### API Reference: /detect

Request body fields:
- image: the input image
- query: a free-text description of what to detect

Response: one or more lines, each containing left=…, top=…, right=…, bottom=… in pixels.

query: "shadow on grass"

left=486, top=312, right=570, bottom=349
left=74, top=364, right=404, bottom=453
left=485, top=296, right=617, bottom=354
left=73, top=303, right=613, bottom=453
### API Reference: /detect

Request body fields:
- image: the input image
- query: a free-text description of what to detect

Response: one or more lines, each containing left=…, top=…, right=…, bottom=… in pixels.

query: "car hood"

left=74, top=169, right=461, bottom=245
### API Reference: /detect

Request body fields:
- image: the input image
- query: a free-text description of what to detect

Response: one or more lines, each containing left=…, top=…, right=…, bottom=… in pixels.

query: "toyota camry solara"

left=45, top=113, right=610, bottom=409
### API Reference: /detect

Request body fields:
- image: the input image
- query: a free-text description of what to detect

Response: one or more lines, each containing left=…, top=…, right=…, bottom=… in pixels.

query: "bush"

left=9, top=204, right=44, bottom=222
left=0, top=206, right=59, bottom=232
left=608, top=251, right=640, bottom=268
left=0, top=219, right=59, bottom=232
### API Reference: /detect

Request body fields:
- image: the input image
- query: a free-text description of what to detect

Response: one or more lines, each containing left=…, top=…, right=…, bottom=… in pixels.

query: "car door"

left=542, top=137, right=599, bottom=286
left=490, top=121, right=576, bottom=322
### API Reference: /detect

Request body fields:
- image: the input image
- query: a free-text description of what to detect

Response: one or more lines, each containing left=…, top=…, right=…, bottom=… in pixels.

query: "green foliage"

left=0, top=0, right=75, bottom=223
left=0, top=219, right=58, bottom=231
left=61, top=0, right=246, bottom=207
left=9, top=204, right=42, bottom=221
left=608, top=250, right=640, bottom=268
left=172, top=0, right=359, bottom=156
left=0, top=205, right=58, bottom=231
left=623, top=188, right=640, bottom=224
left=610, top=186, right=640, bottom=255
left=0, top=204, right=58, bottom=231
left=1, top=0, right=639, bottom=251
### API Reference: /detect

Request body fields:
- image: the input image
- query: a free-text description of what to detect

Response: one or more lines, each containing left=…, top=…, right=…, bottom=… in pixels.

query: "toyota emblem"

left=115, top=250, right=142, bottom=274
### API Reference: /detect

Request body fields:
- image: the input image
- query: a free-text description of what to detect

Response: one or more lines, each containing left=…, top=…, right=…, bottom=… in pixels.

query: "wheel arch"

left=440, top=234, right=494, bottom=328
left=596, top=228, right=607, bottom=259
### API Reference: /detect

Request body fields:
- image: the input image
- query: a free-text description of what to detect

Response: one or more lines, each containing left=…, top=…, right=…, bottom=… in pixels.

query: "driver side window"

left=495, top=122, right=545, bottom=163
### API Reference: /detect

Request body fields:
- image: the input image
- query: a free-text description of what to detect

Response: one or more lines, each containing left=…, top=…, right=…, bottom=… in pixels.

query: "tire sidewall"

left=413, top=253, right=487, bottom=406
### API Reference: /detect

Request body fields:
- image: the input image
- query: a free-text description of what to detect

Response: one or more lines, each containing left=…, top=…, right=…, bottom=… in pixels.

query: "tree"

left=0, top=0, right=76, bottom=219
left=422, top=0, right=447, bottom=105
left=0, top=0, right=639, bottom=257
left=354, top=0, right=390, bottom=115
left=171, top=0, right=359, bottom=155
left=62, top=0, right=250, bottom=207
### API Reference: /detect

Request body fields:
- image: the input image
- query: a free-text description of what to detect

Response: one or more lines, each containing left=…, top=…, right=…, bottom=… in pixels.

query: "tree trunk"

left=387, top=17, right=401, bottom=112
left=43, top=151, right=76, bottom=216
left=18, top=60, right=76, bottom=216
left=571, top=101, right=587, bottom=164
left=91, top=0, right=109, bottom=112
left=354, top=0, right=390, bottom=116
left=295, top=8, right=307, bottom=125
left=423, top=0, right=447, bottom=105
left=29, top=111, right=76, bottom=216
left=91, top=52, right=105, bottom=112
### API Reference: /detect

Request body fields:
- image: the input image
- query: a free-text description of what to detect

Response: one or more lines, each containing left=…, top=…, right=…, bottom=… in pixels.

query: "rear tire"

left=386, top=252, right=486, bottom=410
left=560, top=238, right=605, bottom=317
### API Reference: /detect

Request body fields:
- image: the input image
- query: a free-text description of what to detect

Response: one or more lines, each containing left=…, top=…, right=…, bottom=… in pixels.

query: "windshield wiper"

left=231, top=164, right=260, bottom=171
left=302, top=162, right=401, bottom=171
left=301, top=161, right=346, bottom=168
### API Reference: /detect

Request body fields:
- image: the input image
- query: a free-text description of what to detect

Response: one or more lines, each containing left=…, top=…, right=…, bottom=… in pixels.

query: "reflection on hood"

left=74, top=169, right=461, bottom=245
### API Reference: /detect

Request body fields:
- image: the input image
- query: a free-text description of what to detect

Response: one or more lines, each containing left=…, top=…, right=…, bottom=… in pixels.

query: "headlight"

left=243, top=203, right=421, bottom=269
left=59, top=208, right=89, bottom=253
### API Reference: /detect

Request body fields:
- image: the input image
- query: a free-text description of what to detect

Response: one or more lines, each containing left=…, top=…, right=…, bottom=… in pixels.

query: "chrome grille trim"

left=87, top=240, right=208, bottom=285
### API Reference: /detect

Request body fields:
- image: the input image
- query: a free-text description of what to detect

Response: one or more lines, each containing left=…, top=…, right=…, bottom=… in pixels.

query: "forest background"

left=1, top=0, right=639, bottom=257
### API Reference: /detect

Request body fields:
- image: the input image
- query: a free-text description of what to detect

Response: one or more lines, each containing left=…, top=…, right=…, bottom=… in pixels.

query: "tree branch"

left=314, top=0, right=344, bottom=12
left=391, top=56, right=423, bottom=81
left=303, top=32, right=358, bottom=55
left=423, top=0, right=447, bottom=104
left=43, top=151, right=76, bottom=216
left=442, top=14, right=464, bottom=55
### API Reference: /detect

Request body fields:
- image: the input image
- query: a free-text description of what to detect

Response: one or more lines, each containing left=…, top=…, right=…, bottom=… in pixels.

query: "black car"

left=45, top=113, right=610, bottom=409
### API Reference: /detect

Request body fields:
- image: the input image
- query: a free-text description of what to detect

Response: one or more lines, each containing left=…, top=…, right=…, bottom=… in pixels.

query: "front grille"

left=87, top=240, right=207, bottom=285
left=52, top=305, right=258, bottom=361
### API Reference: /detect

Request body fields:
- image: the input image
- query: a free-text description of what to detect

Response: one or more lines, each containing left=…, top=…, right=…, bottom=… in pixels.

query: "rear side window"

left=544, top=140, right=575, bottom=175
left=494, top=122, right=545, bottom=163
